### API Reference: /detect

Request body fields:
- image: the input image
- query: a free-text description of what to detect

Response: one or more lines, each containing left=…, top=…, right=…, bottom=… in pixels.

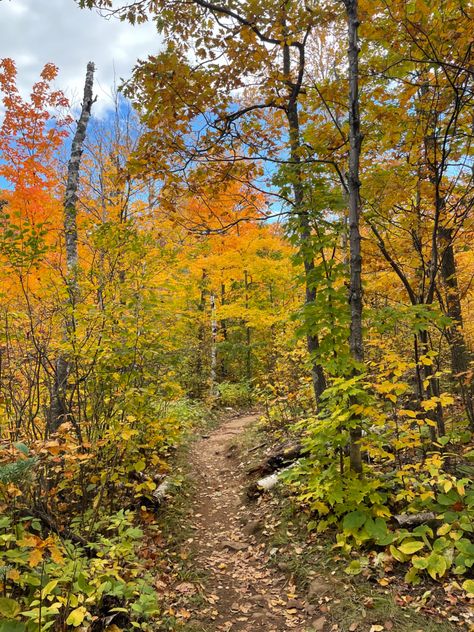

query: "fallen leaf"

left=312, top=616, right=326, bottom=631
left=175, top=582, right=196, bottom=595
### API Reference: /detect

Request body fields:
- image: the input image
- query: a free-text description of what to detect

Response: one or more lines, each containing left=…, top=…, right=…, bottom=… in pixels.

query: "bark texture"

left=210, top=291, right=218, bottom=397
left=283, top=37, right=327, bottom=403
left=344, top=0, right=363, bottom=472
left=50, top=62, right=95, bottom=433
left=64, top=62, right=95, bottom=272
left=438, top=226, right=474, bottom=429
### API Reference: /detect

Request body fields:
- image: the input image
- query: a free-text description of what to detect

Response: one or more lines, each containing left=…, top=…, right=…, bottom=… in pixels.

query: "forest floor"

left=184, top=412, right=316, bottom=631
left=156, top=412, right=467, bottom=632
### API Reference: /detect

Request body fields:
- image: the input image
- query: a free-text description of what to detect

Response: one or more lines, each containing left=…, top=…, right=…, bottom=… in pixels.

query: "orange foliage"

left=0, top=58, right=70, bottom=226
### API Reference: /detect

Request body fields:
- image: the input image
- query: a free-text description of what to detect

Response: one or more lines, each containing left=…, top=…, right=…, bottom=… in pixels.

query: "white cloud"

left=0, top=0, right=161, bottom=115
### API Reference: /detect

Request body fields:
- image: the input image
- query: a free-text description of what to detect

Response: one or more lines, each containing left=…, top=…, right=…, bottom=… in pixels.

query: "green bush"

left=217, top=381, right=253, bottom=408
left=0, top=510, right=160, bottom=631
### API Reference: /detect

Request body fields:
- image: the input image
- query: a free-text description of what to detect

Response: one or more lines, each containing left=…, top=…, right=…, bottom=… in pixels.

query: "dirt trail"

left=187, top=413, right=316, bottom=632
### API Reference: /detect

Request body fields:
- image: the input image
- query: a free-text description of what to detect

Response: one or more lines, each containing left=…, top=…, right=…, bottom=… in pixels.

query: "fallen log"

left=393, top=512, right=438, bottom=528
left=26, top=507, right=93, bottom=555
left=151, top=478, right=172, bottom=504
left=247, top=441, right=267, bottom=454
left=247, top=465, right=293, bottom=499
left=247, top=441, right=303, bottom=477
left=267, top=442, right=303, bottom=470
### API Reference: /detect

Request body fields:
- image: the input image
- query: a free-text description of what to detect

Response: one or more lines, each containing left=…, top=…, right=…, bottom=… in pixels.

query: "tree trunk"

left=244, top=270, right=252, bottom=382
left=194, top=269, right=208, bottom=398
left=283, top=42, right=326, bottom=403
left=50, top=62, right=95, bottom=434
left=344, top=0, right=363, bottom=473
left=438, top=225, right=474, bottom=429
left=418, top=328, right=444, bottom=440
left=219, top=283, right=228, bottom=380
left=210, top=291, right=218, bottom=397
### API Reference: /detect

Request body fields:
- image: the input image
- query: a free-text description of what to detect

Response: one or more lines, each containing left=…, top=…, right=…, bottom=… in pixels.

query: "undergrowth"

left=239, top=408, right=472, bottom=630
left=0, top=398, right=213, bottom=631
left=264, top=491, right=462, bottom=632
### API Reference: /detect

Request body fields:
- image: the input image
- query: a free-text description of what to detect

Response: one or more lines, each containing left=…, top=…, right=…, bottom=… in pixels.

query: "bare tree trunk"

left=438, top=226, right=474, bottom=429
left=244, top=270, right=252, bottom=382
left=219, top=283, right=228, bottom=380
left=283, top=39, right=327, bottom=403
left=64, top=62, right=95, bottom=283
left=194, top=269, right=208, bottom=399
left=50, top=62, right=95, bottom=434
left=210, top=291, right=218, bottom=397
left=344, top=0, right=363, bottom=472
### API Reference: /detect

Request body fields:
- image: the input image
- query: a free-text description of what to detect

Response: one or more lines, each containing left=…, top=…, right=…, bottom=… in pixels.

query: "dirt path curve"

left=187, top=413, right=315, bottom=632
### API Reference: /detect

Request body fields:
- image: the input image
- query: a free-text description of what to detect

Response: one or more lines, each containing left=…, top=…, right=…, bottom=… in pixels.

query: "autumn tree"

left=0, top=59, right=70, bottom=438
left=361, top=0, right=474, bottom=432
left=77, top=0, right=365, bottom=406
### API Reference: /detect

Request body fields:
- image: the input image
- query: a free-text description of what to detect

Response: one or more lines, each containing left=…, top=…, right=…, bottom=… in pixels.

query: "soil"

left=186, top=413, right=318, bottom=631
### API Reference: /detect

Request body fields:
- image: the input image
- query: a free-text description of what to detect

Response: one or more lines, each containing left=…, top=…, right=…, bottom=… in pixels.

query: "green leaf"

left=0, top=517, right=11, bottom=529
left=344, top=560, right=363, bottom=575
left=433, top=536, right=449, bottom=553
left=437, top=492, right=458, bottom=506
left=364, top=517, right=393, bottom=544
left=404, top=567, right=421, bottom=585
left=443, top=511, right=459, bottom=523
left=23, top=574, right=41, bottom=586
left=426, top=553, right=447, bottom=580
left=390, top=544, right=406, bottom=562
left=134, top=459, right=146, bottom=472
left=398, top=540, right=425, bottom=555
left=342, top=510, right=367, bottom=532
left=0, top=621, right=26, bottom=632
left=412, top=555, right=428, bottom=569
left=0, top=598, right=21, bottom=619
left=76, top=573, right=94, bottom=596
left=455, top=538, right=474, bottom=556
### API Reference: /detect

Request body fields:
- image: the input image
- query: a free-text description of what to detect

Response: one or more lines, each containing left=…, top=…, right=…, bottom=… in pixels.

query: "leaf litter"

left=182, top=413, right=319, bottom=631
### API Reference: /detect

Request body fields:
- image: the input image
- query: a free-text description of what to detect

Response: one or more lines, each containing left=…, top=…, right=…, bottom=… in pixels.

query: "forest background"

left=0, top=0, right=473, bottom=629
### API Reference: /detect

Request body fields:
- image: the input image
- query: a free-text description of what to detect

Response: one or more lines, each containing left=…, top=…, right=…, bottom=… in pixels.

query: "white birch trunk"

left=210, top=291, right=218, bottom=398
left=50, top=62, right=95, bottom=434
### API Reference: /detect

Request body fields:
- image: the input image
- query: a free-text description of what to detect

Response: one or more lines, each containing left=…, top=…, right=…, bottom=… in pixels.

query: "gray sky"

left=0, top=0, right=161, bottom=115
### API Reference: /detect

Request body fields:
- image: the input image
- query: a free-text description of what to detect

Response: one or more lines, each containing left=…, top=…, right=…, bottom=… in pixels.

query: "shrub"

left=216, top=381, right=253, bottom=408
